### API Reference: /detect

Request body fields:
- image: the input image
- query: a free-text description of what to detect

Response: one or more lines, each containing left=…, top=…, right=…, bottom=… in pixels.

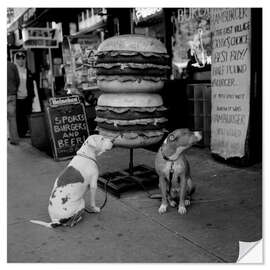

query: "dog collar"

left=76, top=153, right=98, bottom=167
left=160, top=146, right=176, bottom=194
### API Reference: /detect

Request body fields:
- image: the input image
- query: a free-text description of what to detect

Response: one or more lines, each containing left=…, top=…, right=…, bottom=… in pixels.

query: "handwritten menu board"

left=46, top=96, right=90, bottom=160
left=210, top=8, right=251, bottom=159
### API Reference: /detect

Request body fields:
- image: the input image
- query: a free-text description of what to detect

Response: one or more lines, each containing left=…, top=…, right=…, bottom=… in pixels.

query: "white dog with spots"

left=30, top=134, right=113, bottom=228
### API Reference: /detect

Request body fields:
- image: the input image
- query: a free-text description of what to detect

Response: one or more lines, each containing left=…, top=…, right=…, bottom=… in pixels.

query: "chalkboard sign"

left=46, top=95, right=90, bottom=160
left=210, top=8, right=251, bottom=159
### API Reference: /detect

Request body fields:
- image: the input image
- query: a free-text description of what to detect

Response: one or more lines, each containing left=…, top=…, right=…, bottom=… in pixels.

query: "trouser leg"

left=16, top=99, right=25, bottom=137
left=17, top=98, right=32, bottom=137
left=7, top=95, right=19, bottom=144
left=24, top=97, right=32, bottom=134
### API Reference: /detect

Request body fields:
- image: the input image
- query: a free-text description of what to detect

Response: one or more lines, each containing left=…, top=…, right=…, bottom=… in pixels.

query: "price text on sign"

left=46, top=103, right=89, bottom=160
left=210, top=8, right=251, bottom=159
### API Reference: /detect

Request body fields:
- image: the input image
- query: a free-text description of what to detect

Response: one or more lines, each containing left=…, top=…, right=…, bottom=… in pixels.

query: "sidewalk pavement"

left=7, top=139, right=262, bottom=263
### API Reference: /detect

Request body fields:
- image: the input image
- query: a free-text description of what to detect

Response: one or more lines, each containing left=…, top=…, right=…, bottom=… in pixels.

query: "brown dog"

left=155, top=129, right=202, bottom=215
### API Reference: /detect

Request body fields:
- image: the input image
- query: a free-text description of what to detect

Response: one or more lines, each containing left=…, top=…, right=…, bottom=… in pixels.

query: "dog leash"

left=160, top=146, right=180, bottom=196
left=84, top=176, right=111, bottom=213
left=76, top=153, right=111, bottom=213
left=135, top=145, right=179, bottom=200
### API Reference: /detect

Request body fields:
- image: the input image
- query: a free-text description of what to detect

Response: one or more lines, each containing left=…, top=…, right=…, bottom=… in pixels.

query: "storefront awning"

left=7, top=8, right=31, bottom=32
left=22, top=8, right=85, bottom=27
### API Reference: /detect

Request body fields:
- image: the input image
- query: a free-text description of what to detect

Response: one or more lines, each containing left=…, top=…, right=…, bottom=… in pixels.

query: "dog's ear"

left=162, top=133, right=178, bottom=157
left=163, top=131, right=177, bottom=144
left=168, top=134, right=177, bottom=142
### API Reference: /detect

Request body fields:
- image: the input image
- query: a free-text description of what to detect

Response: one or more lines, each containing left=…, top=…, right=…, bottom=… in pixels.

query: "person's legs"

left=24, top=97, right=33, bottom=135
left=17, top=97, right=33, bottom=137
left=16, top=98, right=27, bottom=137
left=7, top=95, right=19, bottom=144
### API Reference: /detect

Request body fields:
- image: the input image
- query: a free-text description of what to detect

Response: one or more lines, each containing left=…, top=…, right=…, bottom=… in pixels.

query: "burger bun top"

left=97, top=35, right=167, bottom=54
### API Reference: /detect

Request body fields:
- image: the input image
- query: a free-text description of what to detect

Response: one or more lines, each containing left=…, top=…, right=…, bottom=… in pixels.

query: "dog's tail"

left=30, top=220, right=61, bottom=228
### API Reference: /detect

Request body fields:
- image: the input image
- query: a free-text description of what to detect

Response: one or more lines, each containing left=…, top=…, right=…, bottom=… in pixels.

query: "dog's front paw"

left=178, top=206, right=187, bottom=215
left=158, top=204, right=168, bottom=214
left=90, top=206, right=100, bottom=213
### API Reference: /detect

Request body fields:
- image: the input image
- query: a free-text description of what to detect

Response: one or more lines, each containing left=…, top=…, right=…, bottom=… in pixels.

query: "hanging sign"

left=135, top=8, right=162, bottom=22
left=22, top=27, right=59, bottom=48
left=210, top=8, right=251, bottom=159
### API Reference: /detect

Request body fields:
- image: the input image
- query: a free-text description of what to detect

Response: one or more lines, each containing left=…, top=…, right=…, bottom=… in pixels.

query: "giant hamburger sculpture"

left=95, top=35, right=170, bottom=148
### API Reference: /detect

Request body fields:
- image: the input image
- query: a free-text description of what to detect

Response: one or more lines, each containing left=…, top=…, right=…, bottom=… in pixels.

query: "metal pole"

left=47, top=22, right=55, bottom=97
left=130, top=8, right=134, bottom=34
left=48, top=47, right=55, bottom=97
left=129, top=148, right=134, bottom=175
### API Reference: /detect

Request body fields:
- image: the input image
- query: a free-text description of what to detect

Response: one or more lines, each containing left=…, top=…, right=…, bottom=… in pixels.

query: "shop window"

left=171, top=8, right=211, bottom=80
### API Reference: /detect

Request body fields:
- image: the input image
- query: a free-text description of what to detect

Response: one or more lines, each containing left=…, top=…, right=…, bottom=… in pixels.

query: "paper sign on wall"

left=210, top=8, right=251, bottom=159
left=22, top=27, right=60, bottom=48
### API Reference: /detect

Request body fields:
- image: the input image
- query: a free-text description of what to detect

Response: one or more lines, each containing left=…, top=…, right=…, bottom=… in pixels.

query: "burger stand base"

left=98, top=161, right=159, bottom=198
